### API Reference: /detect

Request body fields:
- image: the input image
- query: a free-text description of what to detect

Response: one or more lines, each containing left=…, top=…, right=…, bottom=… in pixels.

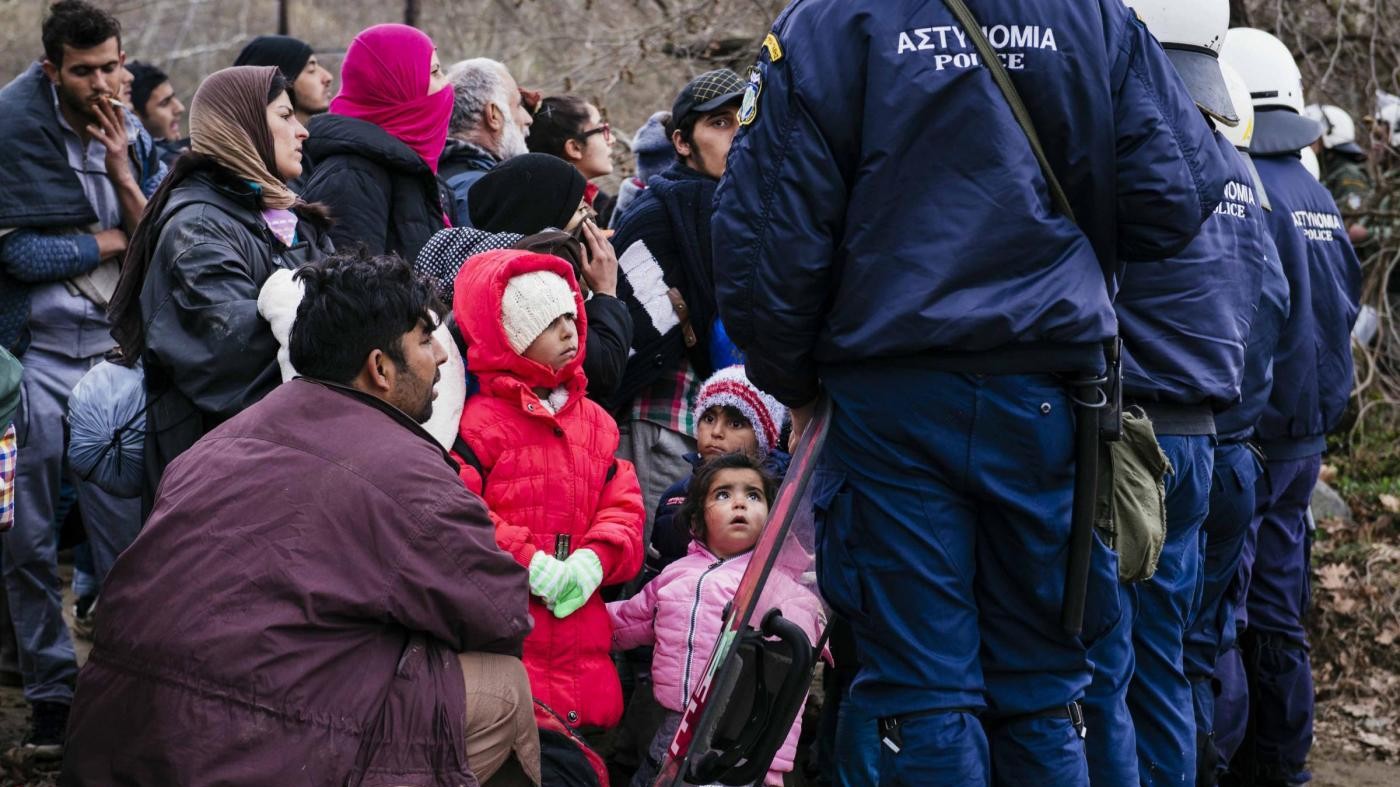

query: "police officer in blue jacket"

left=712, top=1, right=1227, bottom=784
left=1177, top=60, right=1292, bottom=786
left=1204, top=232, right=1289, bottom=785
left=1219, top=28, right=1361, bottom=787
left=1084, top=4, right=1263, bottom=785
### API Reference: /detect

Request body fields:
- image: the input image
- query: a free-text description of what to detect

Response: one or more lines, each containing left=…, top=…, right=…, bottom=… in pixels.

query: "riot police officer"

left=713, top=1, right=1227, bottom=783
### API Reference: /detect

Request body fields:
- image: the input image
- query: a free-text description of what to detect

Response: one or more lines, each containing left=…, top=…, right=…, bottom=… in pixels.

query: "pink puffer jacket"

left=608, top=541, right=825, bottom=785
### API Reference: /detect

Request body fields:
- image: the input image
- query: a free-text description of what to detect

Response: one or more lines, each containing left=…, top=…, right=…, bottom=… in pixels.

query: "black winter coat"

left=581, top=294, right=631, bottom=403
left=300, top=114, right=449, bottom=264
left=138, top=170, right=333, bottom=502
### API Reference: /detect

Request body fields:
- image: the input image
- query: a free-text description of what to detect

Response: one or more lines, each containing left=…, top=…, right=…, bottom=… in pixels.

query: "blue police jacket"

left=712, top=0, right=1228, bottom=405
left=1215, top=230, right=1289, bottom=443
left=1252, top=154, right=1361, bottom=459
left=1117, top=136, right=1270, bottom=413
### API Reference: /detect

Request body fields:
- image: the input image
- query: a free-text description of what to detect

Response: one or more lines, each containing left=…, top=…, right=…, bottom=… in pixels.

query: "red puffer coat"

left=453, top=249, right=645, bottom=729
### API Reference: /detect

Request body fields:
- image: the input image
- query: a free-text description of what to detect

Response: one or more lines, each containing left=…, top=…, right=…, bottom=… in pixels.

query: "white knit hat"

left=501, top=270, right=577, bottom=354
left=693, top=366, right=788, bottom=459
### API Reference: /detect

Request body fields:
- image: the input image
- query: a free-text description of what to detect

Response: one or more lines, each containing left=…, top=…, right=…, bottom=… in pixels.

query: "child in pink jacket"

left=608, top=452, right=825, bottom=787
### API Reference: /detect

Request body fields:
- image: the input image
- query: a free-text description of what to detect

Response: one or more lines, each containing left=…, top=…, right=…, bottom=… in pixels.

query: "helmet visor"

left=1251, top=109, right=1325, bottom=156
left=1166, top=47, right=1240, bottom=127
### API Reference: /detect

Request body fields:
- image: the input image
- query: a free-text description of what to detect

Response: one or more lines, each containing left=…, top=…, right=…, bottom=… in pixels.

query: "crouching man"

left=61, top=250, right=540, bottom=786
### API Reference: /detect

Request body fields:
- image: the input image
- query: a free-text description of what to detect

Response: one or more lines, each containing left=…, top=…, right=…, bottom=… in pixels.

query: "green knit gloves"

left=528, top=548, right=604, bottom=618
left=528, top=552, right=573, bottom=608
left=551, top=549, right=604, bottom=619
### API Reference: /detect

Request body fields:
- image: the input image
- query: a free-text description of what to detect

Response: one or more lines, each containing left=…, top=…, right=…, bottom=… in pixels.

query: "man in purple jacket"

left=62, top=251, right=540, bottom=787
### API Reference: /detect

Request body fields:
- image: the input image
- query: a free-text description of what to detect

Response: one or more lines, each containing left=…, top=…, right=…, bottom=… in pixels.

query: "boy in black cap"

left=234, top=34, right=333, bottom=127
left=607, top=68, right=745, bottom=537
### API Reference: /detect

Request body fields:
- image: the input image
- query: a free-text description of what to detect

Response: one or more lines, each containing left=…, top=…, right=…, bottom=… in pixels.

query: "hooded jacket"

left=1116, top=135, right=1272, bottom=425
left=62, top=379, right=533, bottom=786
left=1251, top=154, right=1362, bottom=459
left=301, top=113, right=449, bottom=263
left=608, top=540, right=825, bottom=785
left=713, top=0, right=1229, bottom=405
left=139, top=168, right=332, bottom=500
left=453, top=249, right=645, bottom=729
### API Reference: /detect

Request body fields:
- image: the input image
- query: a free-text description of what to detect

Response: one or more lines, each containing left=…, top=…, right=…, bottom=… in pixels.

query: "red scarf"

left=329, top=24, right=452, bottom=173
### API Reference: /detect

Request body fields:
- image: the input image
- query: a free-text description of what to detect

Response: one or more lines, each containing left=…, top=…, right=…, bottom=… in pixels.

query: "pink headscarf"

left=330, top=24, right=453, bottom=173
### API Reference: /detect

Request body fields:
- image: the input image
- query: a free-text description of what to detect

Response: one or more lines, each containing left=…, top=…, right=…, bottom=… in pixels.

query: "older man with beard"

left=63, top=250, right=540, bottom=787
left=441, top=58, right=533, bottom=226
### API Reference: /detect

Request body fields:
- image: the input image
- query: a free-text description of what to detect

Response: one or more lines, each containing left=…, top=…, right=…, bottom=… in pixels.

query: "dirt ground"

left=0, top=568, right=1392, bottom=785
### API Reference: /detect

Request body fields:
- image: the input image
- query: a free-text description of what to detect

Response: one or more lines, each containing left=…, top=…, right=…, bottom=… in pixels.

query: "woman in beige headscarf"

left=107, top=65, right=334, bottom=503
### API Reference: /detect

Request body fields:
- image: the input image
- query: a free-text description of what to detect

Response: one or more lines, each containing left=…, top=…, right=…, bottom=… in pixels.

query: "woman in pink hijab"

left=300, top=24, right=454, bottom=262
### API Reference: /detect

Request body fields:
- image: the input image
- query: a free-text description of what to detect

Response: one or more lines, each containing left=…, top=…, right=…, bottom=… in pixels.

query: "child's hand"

left=552, top=549, right=604, bottom=619
left=528, top=552, right=577, bottom=610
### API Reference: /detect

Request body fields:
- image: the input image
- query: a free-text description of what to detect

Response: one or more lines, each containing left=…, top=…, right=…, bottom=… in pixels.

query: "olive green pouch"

left=1095, top=406, right=1172, bottom=583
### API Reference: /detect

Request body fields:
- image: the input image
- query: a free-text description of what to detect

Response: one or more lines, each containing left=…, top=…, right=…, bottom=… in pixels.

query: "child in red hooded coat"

left=453, top=249, right=645, bottom=731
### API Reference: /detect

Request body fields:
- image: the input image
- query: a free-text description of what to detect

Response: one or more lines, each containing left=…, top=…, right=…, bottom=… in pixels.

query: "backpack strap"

left=452, top=435, right=487, bottom=492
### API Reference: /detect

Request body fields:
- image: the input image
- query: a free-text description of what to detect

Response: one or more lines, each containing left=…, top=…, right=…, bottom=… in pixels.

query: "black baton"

left=1061, top=340, right=1119, bottom=635
left=1062, top=389, right=1101, bottom=636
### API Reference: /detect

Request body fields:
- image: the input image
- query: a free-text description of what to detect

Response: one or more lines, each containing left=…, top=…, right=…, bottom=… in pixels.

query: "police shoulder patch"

left=739, top=66, right=763, bottom=127
left=763, top=32, right=784, bottom=62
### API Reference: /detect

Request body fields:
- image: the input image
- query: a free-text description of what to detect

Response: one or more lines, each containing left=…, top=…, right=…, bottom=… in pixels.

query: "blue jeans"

left=5, top=348, right=112, bottom=704
left=820, top=367, right=1104, bottom=786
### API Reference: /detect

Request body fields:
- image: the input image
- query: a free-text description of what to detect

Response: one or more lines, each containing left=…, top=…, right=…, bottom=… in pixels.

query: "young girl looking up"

left=608, top=453, right=824, bottom=787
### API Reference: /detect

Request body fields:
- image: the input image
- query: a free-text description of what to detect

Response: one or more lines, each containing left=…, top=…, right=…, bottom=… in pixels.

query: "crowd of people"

left=0, top=0, right=1382, bottom=785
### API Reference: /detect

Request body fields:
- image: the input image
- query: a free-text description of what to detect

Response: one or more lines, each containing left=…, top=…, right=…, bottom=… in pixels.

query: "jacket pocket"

left=812, top=469, right=864, bottom=625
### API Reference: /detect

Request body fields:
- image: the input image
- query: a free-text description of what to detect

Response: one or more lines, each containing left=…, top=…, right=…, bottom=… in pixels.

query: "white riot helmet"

left=1220, top=28, right=1323, bottom=154
left=1304, top=104, right=1366, bottom=158
left=1218, top=62, right=1254, bottom=150
left=1300, top=146, right=1321, bottom=180
left=1376, top=104, right=1400, bottom=148
left=1124, top=0, right=1238, bottom=126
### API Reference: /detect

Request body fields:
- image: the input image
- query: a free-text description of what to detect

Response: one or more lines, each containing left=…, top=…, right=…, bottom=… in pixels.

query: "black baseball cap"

left=671, top=69, right=746, bottom=126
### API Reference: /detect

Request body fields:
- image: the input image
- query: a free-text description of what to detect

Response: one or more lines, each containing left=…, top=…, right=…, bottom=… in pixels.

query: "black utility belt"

left=856, top=341, right=1109, bottom=378
left=1124, top=400, right=1217, bottom=437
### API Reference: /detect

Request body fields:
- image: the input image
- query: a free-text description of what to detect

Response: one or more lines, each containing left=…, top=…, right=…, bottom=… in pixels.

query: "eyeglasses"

left=578, top=122, right=612, bottom=143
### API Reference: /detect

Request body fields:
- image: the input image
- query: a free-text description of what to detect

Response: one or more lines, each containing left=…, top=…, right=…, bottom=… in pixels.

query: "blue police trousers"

left=1183, top=440, right=1260, bottom=781
left=819, top=367, right=1109, bottom=787
left=1237, top=453, right=1320, bottom=785
left=1083, top=548, right=1136, bottom=787
left=1084, top=434, right=1213, bottom=786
